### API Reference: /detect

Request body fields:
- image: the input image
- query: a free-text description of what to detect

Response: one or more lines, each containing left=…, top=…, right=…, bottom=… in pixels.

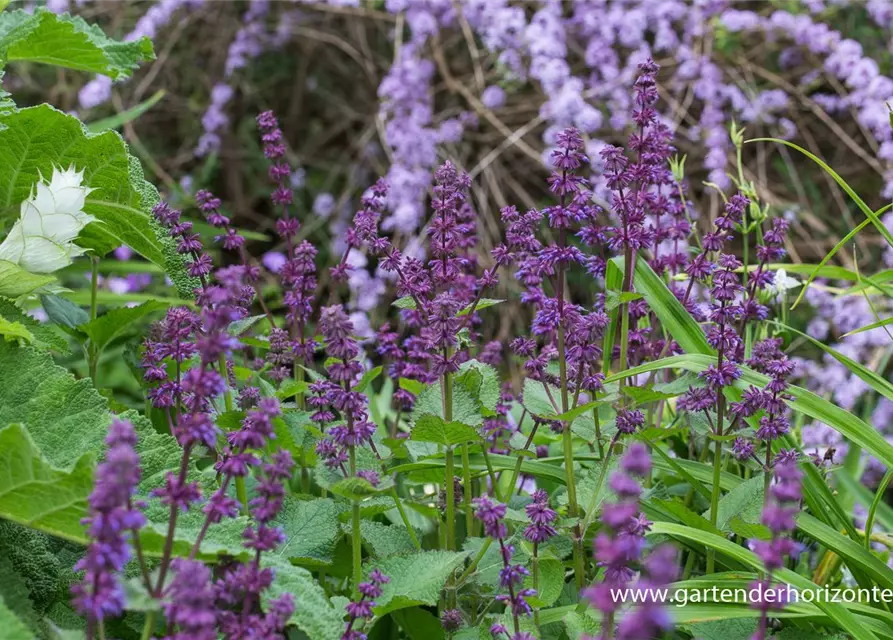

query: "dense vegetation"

left=3, top=2, right=893, bottom=640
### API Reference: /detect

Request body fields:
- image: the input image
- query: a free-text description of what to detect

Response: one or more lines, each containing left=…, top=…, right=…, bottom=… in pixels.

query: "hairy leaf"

left=0, top=9, right=153, bottom=79
left=274, top=498, right=341, bottom=567
left=370, top=550, right=467, bottom=616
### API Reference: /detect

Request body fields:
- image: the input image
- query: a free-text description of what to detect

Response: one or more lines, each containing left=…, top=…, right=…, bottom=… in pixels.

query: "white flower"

left=768, top=268, right=801, bottom=299
left=0, top=166, right=95, bottom=273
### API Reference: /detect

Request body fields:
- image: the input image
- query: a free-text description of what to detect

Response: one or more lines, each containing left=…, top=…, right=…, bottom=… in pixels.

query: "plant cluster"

left=3, top=6, right=893, bottom=640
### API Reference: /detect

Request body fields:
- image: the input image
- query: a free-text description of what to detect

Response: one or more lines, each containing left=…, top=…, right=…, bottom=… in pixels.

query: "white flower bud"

left=0, top=166, right=95, bottom=273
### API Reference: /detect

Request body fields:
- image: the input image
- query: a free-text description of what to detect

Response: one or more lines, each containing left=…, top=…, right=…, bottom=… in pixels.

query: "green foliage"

left=0, top=521, right=64, bottom=614
left=262, top=557, right=345, bottom=640
left=0, top=106, right=195, bottom=296
left=0, top=595, right=34, bottom=640
left=370, top=550, right=467, bottom=616
left=274, top=497, right=342, bottom=566
left=0, top=9, right=153, bottom=79
left=0, top=261, right=54, bottom=298
left=77, top=299, right=167, bottom=354
left=411, top=414, right=481, bottom=446
left=0, top=297, right=67, bottom=352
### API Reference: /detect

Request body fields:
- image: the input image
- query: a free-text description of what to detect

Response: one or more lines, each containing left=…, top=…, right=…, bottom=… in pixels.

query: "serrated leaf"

left=0, top=261, right=55, bottom=298
left=521, top=378, right=560, bottom=419
left=707, top=475, right=764, bottom=533
left=524, top=557, right=563, bottom=607
left=370, top=550, right=467, bottom=616
left=411, top=380, right=484, bottom=428
left=411, top=413, right=481, bottom=446
left=0, top=298, right=67, bottom=352
left=78, top=300, right=167, bottom=353
left=356, top=520, right=418, bottom=558
left=456, top=359, right=500, bottom=412
left=0, top=342, right=245, bottom=559
left=274, top=497, right=341, bottom=566
left=0, top=315, right=32, bottom=344
left=0, top=106, right=174, bottom=273
left=262, top=556, right=344, bottom=640
left=0, top=9, right=153, bottom=79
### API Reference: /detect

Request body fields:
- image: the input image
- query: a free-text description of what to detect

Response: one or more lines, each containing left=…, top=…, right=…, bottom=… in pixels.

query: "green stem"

left=219, top=353, right=248, bottom=515
left=707, top=405, right=724, bottom=574
left=866, top=470, right=893, bottom=551
left=445, top=446, right=456, bottom=551
left=507, top=421, right=539, bottom=498
left=140, top=611, right=156, bottom=640
left=390, top=487, right=421, bottom=550
left=532, top=544, right=541, bottom=633
left=558, top=325, right=584, bottom=592
left=461, top=443, right=474, bottom=538
left=350, top=446, right=362, bottom=592
left=88, top=255, right=100, bottom=382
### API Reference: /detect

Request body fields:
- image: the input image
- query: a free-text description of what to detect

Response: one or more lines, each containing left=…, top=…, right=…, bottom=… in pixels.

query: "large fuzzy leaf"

left=370, top=550, right=467, bottom=616
left=0, top=9, right=153, bottom=79
left=0, top=106, right=196, bottom=297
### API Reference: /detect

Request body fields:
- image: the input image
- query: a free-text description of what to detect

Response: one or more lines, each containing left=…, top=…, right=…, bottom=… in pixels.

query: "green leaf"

left=329, top=476, right=389, bottom=501
left=412, top=413, right=481, bottom=446
left=0, top=9, right=154, bottom=79
left=274, top=497, right=341, bottom=567
left=0, top=595, right=34, bottom=640
left=228, top=313, right=266, bottom=336
left=78, top=300, right=167, bottom=354
left=86, top=90, right=165, bottom=133
left=0, top=423, right=93, bottom=544
left=748, top=137, right=893, bottom=309
left=459, top=298, right=504, bottom=316
left=391, top=453, right=568, bottom=485
left=0, top=261, right=54, bottom=299
left=371, top=550, right=467, bottom=616
left=0, top=106, right=190, bottom=287
left=0, top=315, right=31, bottom=344
left=604, top=289, right=643, bottom=312
left=40, top=294, right=89, bottom=331
left=456, top=359, right=501, bottom=412
left=275, top=380, right=310, bottom=400
left=356, top=520, right=419, bottom=559
left=774, top=321, right=893, bottom=403
left=615, top=255, right=710, bottom=355
left=0, top=297, right=67, bottom=352
left=354, top=365, right=383, bottom=393
left=392, top=608, right=446, bottom=640
left=392, top=296, right=417, bottom=310
left=687, top=619, right=757, bottom=640
left=709, top=475, right=765, bottom=533
left=524, top=557, right=563, bottom=607
left=262, top=556, right=344, bottom=640
left=652, top=499, right=724, bottom=537
left=650, top=522, right=878, bottom=640
left=412, top=381, right=484, bottom=428
left=521, top=378, right=560, bottom=419
left=606, top=354, right=893, bottom=474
